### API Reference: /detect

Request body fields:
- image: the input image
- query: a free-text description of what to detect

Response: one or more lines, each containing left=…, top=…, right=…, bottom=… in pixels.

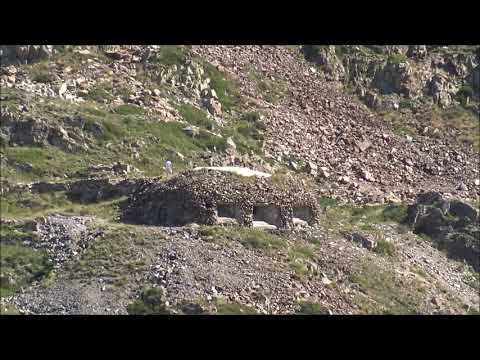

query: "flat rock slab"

left=252, top=221, right=277, bottom=230
left=193, top=166, right=272, bottom=178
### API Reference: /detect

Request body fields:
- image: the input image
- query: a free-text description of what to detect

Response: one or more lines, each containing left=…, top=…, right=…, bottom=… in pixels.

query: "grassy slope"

left=1, top=46, right=269, bottom=183
left=1, top=46, right=478, bottom=314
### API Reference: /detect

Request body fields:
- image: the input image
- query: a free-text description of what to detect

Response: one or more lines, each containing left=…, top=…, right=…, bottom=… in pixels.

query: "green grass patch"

left=177, top=103, right=215, bottom=130
left=373, top=239, right=397, bottom=257
left=2, top=103, right=226, bottom=182
left=113, top=104, right=146, bottom=116
left=203, top=61, right=242, bottom=112
left=381, top=110, right=417, bottom=136
left=417, top=105, right=479, bottom=151
left=199, top=226, right=285, bottom=251
left=288, top=245, right=316, bottom=279
left=387, top=54, right=408, bottom=64
left=296, top=301, right=329, bottom=315
left=27, top=62, right=56, bottom=83
left=127, top=287, right=170, bottom=315
left=51, top=46, right=107, bottom=72
left=236, top=111, right=266, bottom=141
left=85, top=81, right=114, bottom=103
left=1, top=86, right=251, bottom=182
left=0, top=304, right=21, bottom=315
left=249, top=67, right=287, bottom=105
left=216, top=301, right=257, bottom=315
left=151, top=46, right=188, bottom=67
left=68, top=224, right=159, bottom=283
left=350, top=261, right=425, bottom=314
left=317, top=196, right=342, bottom=208
left=0, top=241, right=53, bottom=298
left=463, top=271, right=479, bottom=291
left=381, top=205, right=408, bottom=223
left=0, top=190, right=122, bottom=221
left=0, top=223, right=34, bottom=244
left=456, top=85, right=474, bottom=104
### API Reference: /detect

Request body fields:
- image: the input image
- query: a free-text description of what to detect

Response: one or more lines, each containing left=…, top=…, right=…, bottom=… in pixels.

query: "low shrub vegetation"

left=127, top=287, right=170, bottom=315
left=296, top=301, right=329, bottom=315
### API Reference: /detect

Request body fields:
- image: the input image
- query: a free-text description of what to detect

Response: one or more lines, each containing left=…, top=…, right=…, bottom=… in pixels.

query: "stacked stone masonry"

left=121, top=169, right=319, bottom=229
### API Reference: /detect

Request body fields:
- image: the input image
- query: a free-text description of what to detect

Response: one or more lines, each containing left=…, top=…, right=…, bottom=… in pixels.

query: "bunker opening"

left=292, top=206, right=314, bottom=225
left=156, top=192, right=200, bottom=226
left=216, top=203, right=241, bottom=225
left=253, top=204, right=281, bottom=229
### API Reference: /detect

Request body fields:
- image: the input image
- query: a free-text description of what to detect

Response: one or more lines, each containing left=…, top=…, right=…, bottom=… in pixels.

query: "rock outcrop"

left=406, top=192, right=479, bottom=271
left=301, top=45, right=479, bottom=110
left=1, top=45, right=53, bottom=65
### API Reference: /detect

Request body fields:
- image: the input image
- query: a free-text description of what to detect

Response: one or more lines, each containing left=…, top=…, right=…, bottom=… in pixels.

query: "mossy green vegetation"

left=127, top=287, right=170, bottom=315
left=199, top=226, right=285, bottom=251
left=68, top=224, right=157, bottom=284
left=421, top=105, right=480, bottom=151
left=202, top=62, right=242, bottom=112
left=373, top=239, right=397, bottom=257
left=150, top=46, right=188, bottom=67
left=0, top=235, right=53, bottom=297
left=216, top=301, right=257, bottom=315
left=319, top=200, right=407, bottom=233
left=295, top=301, right=329, bottom=315
left=177, top=103, right=215, bottom=130
left=1, top=191, right=123, bottom=221
left=28, top=62, right=56, bottom=83
left=1, top=84, right=265, bottom=183
left=387, top=54, right=409, bottom=64
left=0, top=304, right=21, bottom=315
left=248, top=67, right=287, bottom=105
left=349, top=261, right=425, bottom=314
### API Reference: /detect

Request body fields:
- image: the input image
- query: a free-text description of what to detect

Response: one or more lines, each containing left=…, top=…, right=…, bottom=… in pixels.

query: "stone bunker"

left=121, top=168, right=319, bottom=229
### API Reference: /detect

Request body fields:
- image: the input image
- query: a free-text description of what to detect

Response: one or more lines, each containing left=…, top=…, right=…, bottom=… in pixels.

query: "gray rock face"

left=1, top=115, right=50, bottom=146
left=68, top=178, right=137, bottom=203
left=407, top=192, right=479, bottom=270
left=407, top=45, right=428, bottom=60
left=31, top=182, right=69, bottom=194
left=449, top=201, right=478, bottom=222
left=373, top=61, right=420, bottom=98
left=468, top=66, right=479, bottom=97
left=63, top=115, right=86, bottom=129
left=0, top=45, right=53, bottom=65
left=344, top=232, right=377, bottom=250
left=0, top=110, right=89, bottom=151
left=204, top=97, right=222, bottom=116
left=183, top=125, right=200, bottom=137
left=302, top=45, right=478, bottom=110
left=428, top=73, right=457, bottom=108
left=0, top=274, right=15, bottom=287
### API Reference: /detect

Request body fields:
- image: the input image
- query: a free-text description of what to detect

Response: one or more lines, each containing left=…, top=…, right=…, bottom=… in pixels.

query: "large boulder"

left=427, top=73, right=458, bottom=108
left=5, top=118, right=50, bottom=146
left=468, top=66, right=479, bottom=97
left=372, top=60, right=423, bottom=99
left=302, top=46, right=346, bottom=81
left=407, top=192, right=479, bottom=270
left=0, top=45, right=53, bottom=65
left=449, top=201, right=479, bottom=222
left=407, top=45, right=428, bottom=60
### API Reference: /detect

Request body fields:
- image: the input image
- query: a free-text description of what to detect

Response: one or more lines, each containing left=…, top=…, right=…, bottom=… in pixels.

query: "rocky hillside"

left=0, top=45, right=479, bottom=315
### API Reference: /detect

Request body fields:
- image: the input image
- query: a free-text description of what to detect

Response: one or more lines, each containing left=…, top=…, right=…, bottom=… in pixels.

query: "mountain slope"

left=1, top=45, right=479, bottom=315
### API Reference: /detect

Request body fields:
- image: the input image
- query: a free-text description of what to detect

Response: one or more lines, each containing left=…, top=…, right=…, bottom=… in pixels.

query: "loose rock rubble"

left=191, top=46, right=479, bottom=204
left=25, top=215, right=103, bottom=268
